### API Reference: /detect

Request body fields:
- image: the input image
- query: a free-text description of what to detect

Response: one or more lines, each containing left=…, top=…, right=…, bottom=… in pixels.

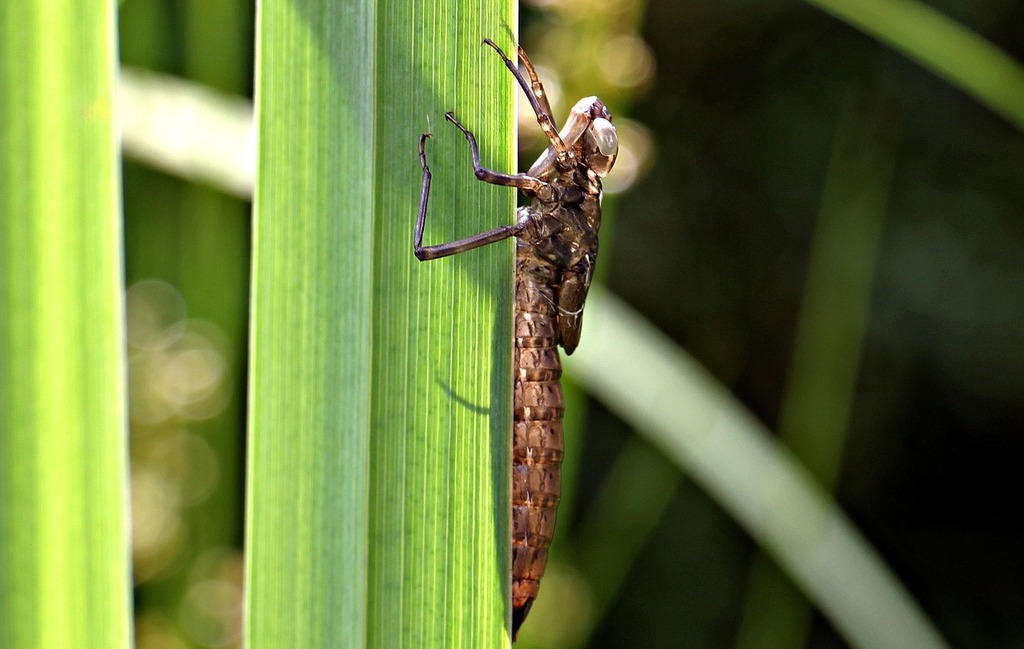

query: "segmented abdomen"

left=511, top=250, right=564, bottom=639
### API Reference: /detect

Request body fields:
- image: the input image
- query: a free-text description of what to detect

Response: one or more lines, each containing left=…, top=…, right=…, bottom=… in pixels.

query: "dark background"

left=120, top=0, right=1024, bottom=647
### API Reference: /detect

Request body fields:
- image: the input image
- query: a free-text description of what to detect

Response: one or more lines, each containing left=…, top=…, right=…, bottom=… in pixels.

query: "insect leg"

left=444, top=112, right=556, bottom=202
left=482, top=38, right=567, bottom=156
left=415, top=132, right=525, bottom=261
left=490, top=25, right=554, bottom=117
left=514, top=44, right=554, bottom=123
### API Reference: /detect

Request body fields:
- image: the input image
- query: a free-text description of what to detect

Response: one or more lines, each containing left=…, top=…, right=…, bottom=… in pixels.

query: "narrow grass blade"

left=0, top=2, right=132, bottom=648
left=735, top=80, right=901, bottom=649
left=803, top=0, right=1024, bottom=132
left=565, top=291, right=951, bottom=649
left=247, top=1, right=513, bottom=647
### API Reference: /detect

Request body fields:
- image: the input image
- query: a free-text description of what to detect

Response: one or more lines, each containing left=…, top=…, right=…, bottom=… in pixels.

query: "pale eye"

left=590, top=118, right=618, bottom=156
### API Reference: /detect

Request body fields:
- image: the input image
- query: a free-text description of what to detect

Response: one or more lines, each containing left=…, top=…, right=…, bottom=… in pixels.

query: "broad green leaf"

left=247, top=1, right=514, bottom=647
left=0, top=1, right=131, bottom=648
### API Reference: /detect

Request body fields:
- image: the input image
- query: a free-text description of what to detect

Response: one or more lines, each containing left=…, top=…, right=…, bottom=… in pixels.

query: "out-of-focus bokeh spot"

left=598, top=35, right=656, bottom=91
left=178, top=549, right=245, bottom=648
left=129, top=281, right=230, bottom=428
left=127, top=279, right=242, bottom=649
left=136, top=612, right=192, bottom=649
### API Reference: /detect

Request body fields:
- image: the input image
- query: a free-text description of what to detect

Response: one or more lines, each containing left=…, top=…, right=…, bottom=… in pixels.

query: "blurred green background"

left=119, top=0, right=1023, bottom=647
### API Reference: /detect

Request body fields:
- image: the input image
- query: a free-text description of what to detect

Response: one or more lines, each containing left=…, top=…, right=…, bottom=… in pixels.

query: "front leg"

left=481, top=39, right=565, bottom=157
left=445, top=113, right=556, bottom=204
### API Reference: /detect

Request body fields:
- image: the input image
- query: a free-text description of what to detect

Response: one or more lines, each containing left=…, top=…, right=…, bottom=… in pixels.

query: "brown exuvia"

left=413, top=38, right=617, bottom=641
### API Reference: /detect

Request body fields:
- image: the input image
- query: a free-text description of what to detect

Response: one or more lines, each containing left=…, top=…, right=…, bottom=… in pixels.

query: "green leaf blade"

left=248, top=1, right=513, bottom=647
left=0, top=1, right=131, bottom=648
left=247, top=0, right=374, bottom=646
left=370, top=7, right=515, bottom=646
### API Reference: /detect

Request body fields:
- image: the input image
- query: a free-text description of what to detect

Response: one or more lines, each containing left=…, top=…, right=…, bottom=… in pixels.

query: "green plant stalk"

left=247, top=0, right=513, bottom=647
left=803, top=0, right=1024, bottom=132
left=0, top=1, right=131, bottom=648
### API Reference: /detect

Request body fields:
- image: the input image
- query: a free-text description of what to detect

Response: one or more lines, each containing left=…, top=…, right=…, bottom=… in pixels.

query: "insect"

left=414, top=38, right=617, bottom=640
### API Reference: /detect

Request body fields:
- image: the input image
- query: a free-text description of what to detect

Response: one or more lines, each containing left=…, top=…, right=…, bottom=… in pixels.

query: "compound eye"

left=589, top=118, right=618, bottom=156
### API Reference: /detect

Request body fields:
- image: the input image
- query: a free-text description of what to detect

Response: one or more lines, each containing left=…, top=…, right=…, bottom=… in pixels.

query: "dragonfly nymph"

left=413, top=38, right=617, bottom=641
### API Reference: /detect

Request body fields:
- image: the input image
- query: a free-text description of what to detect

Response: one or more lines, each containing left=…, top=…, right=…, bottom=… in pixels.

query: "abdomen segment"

left=511, top=304, right=564, bottom=639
